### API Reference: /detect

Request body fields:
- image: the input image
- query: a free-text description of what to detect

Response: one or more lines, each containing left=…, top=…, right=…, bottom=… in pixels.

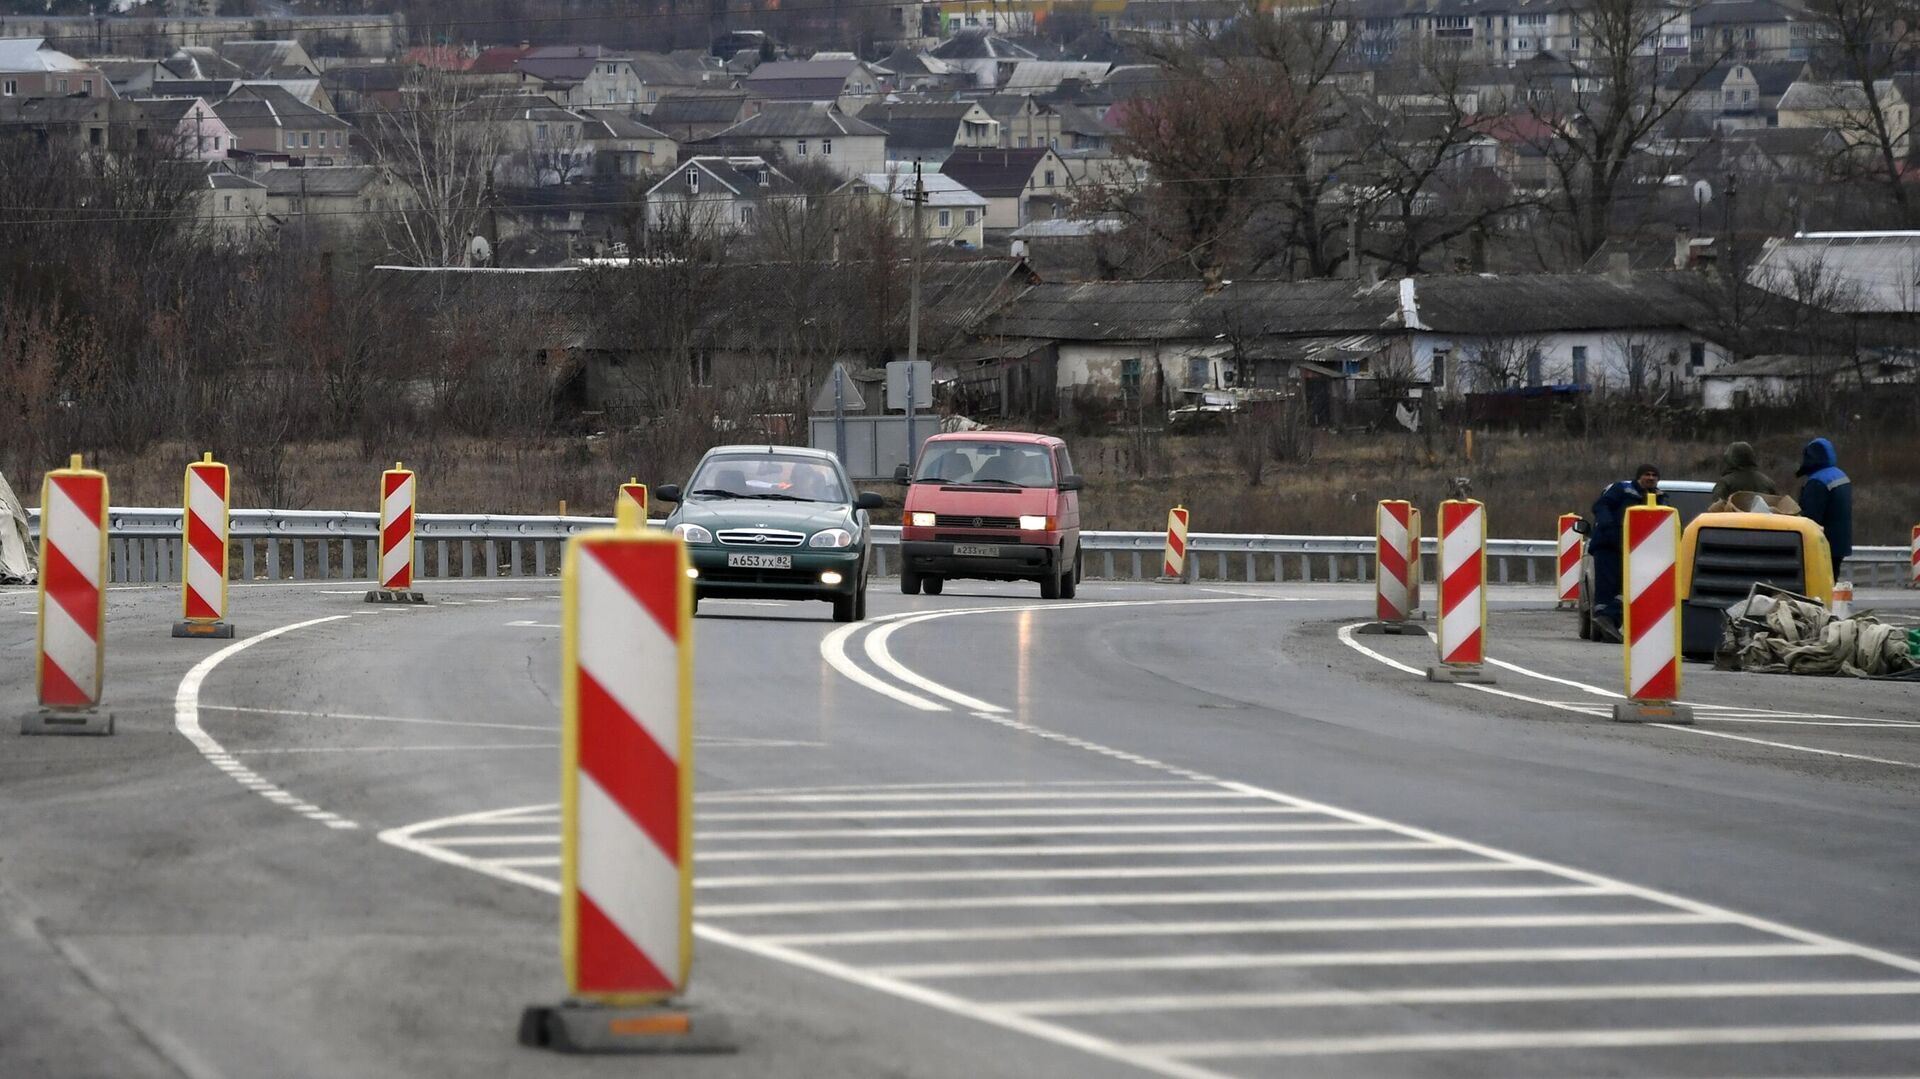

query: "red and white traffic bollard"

left=1361, top=500, right=1421, bottom=634
left=1427, top=498, right=1494, bottom=683
left=619, top=478, right=648, bottom=521
left=174, top=452, right=235, bottom=639
left=519, top=499, right=731, bottom=1053
left=1158, top=506, right=1190, bottom=583
left=1615, top=496, right=1692, bottom=723
left=23, top=455, right=113, bottom=735
left=1909, top=524, right=1918, bottom=589
left=1556, top=512, right=1583, bottom=610
left=367, top=462, right=424, bottom=604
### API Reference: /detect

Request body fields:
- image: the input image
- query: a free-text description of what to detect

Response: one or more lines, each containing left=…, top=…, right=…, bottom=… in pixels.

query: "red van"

left=895, top=432, right=1083, bottom=598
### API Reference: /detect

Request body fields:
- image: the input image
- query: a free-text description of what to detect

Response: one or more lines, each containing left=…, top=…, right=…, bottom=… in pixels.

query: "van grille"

left=934, top=514, right=1020, bottom=529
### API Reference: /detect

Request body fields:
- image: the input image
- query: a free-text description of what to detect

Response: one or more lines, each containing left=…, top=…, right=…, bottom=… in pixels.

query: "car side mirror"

left=855, top=492, right=885, bottom=510
left=1059, top=475, right=1085, bottom=492
left=893, top=463, right=911, bottom=486
left=655, top=484, right=682, bottom=503
left=1571, top=519, right=1589, bottom=535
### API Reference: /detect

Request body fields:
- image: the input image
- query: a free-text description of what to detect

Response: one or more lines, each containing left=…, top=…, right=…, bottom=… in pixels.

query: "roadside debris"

left=1721, top=588, right=1916, bottom=678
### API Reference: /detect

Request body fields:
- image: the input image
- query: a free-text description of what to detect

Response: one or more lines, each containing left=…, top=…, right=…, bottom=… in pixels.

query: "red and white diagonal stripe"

left=184, top=463, right=227, bottom=621
left=39, top=472, right=106, bottom=708
left=1557, top=513, right=1583, bottom=603
left=1625, top=505, right=1681, bottom=702
left=1437, top=500, right=1485, bottom=667
left=1376, top=500, right=1413, bottom=622
left=380, top=471, right=414, bottom=590
left=1909, top=525, right=1918, bottom=588
left=570, top=540, right=686, bottom=996
left=1162, top=507, right=1189, bottom=579
left=619, top=482, right=648, bottom=519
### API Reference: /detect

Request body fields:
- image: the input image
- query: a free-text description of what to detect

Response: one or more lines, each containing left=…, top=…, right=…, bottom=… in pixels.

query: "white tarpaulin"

left=0, top=468, right=35, bottom=584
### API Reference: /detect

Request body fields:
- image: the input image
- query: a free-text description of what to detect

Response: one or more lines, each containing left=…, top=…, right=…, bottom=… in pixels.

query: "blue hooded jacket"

left=1796, top=438, right=1852, bottom=562
left=1589, top=479, right=1664, bottom=552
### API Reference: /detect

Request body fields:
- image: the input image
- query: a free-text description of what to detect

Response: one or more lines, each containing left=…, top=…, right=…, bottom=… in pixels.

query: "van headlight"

left=810, top=528, right=854, bottom=548
left=909, top=511, right=936, bottom=527
left=672, top=523, right=712, bottom=544
left=1019, top=515, right=1052, bottom=531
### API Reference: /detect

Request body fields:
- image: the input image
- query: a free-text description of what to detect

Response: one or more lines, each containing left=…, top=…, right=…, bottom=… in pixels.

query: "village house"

left=646, top=89, right=754, bottom=142
left=927, top=30, right=1036, bottom=89
left=198, top=169, right=269, bottom=245
left=259, top=165, right=415, bottom=235
left=938, top=146, right=1072, bottom=229
left=137, top=96, right=234, bottom=160
left=212, top=83, right=353, bottom=163
left=464, top=95, right=598, bottom=187
left=841, top=164, right=990, bottom=248
left=1, top=37, right=113, bottom=99
left=694, top=102, right=887, bottom=180
left=980, top=93, right=1060, bottom=149
left=0, top=96, right=145, bottom=154
left=644, top=156, right=806, bottom=235
left=743, top=58, right=887, bottom=114
left=871, top=47, right=955, bottom=93
left=578, top=108, right=675, bottom=178
left=512, top=46, right=646, bottom=108
left=858, top=100, right=1000, bottom=164
left=1777, top=78, right=1912, bottom=160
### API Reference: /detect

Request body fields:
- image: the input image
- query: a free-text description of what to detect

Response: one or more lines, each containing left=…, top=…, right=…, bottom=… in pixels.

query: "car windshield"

left=913, top=441, right=1056, bottom=488
left=689, top=455, right=848, bottom=502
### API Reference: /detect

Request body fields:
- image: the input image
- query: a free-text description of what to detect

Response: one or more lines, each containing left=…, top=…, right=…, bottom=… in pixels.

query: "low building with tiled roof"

left=644, top=156, right=805, bottom=235
left=742, top=57, right=885, bottom=114
left=694, top=102, right=887, bottom=178
left=938, top=146, right=1069, bottom=228
left=857, top=100, right=999, bottom=163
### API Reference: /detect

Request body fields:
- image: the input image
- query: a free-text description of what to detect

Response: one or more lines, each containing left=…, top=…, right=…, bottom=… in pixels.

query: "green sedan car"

left=655, top=445, right=883, bottom=623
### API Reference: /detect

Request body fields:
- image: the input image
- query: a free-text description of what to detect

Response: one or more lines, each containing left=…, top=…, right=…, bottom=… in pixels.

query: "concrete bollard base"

left=364, top=590, right=427, bottom=605
left=1611, top=700, right=1695, bottom=724
left=172, top=621, right=236, bottom=639
left=1426, top=664, right=1496, bottom=684
left=1357, top=621, right=1421, bottom=635
left=21, top=710, right=114, bottom=736
left=518, top=1002, right=736, bottom=1054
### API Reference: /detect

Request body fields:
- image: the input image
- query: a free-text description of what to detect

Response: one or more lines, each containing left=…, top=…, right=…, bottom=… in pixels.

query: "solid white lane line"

left=696, top=823, right=1378, bottom=840
left=697, top=806, right=1317, bottom=821
left=758, top=912, right=1723, bottom=947
left=431, top=836, right=558, bottom=846
left=1652, top=724, right=1920, bottom=769
left=870, top=943, right=1848, bottom=981
left=866, top=618, right=1008, bottom=714
left=174, top=615, right=361, bottom=831
left=618, top=884, right=1628, bottom=918
left=229, top=743, right=557, bottom=754
left=697, top=841, right=1439, bottom=862
left=1004, top=980, right=1920, bottom=1016
left=820, top=618, right=946, bottom=712
left=199, top=704, right=551, bottom=733
left=1137, top=1024, right=1920, bottom=1060
left=693, top=790, right=1263, bottom=803
left=377, top=805, right=1229, bottom=1079
left=695, top=862, right=1529, bottom=888
left=490, top=856, right=561, bottom=868
left=700, top=780, right=1204, bottom=798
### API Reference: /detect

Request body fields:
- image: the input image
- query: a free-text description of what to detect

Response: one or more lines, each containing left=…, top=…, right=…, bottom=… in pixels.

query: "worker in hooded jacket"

left=1711, top=441, right=1777, bottom=502
left=1796, top=437, right=1853, bottom=576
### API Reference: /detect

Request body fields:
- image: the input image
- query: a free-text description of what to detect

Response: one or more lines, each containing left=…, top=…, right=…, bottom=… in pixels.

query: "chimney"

left=1674, top=226, right=1692, bottom=271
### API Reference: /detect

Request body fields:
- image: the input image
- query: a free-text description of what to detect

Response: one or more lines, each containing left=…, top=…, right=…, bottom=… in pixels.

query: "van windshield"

left=914, top=441, right=1056, bottom=488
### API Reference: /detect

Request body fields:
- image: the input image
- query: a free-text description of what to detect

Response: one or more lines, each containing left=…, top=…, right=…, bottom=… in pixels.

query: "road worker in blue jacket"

left=1589, top=463, right=1665, bottom=640
left=1796, top=437, right=1853, bottom=577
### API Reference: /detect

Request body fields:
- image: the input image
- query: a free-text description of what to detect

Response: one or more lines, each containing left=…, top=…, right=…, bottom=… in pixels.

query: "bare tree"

left=362, top=68, right=508, bottom=267
left=1804, top=0, right=1920, bottom=219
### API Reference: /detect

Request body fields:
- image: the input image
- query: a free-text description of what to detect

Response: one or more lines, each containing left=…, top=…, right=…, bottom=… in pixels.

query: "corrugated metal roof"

left=1748, top=231, right=1920, bottom=313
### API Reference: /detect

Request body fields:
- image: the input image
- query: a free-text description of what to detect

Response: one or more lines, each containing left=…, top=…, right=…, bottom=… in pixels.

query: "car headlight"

left=1019, top=515, right=1052, bottom=531
left=672, top=523, right=713, bottom=544
left=909, top=511, right=936, bottom=527
left=810, top=528, right=854, bottom=548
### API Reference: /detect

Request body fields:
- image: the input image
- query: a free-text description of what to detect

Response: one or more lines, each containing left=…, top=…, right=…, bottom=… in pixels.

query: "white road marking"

left=697, top=822, right=1379, bottom=840
left=866, top=617, right=1008, bottom=713
left=200, top=704, right=550, bottom=733
left=1004, top=979, right=1920, bottom=1016
left=870, top=942, right=1848, bottom=981
left=1337, top=623, right=1920, bottom=771
left=229, top=743, right=556, bottom=755
left=696, top=885, right=1622, bottom=918
left=376, top=803, right=1231, bottom=1079
left=700, top=780, right=1203, bottom=798
left=695, top=862, right=1528, bottom=888
left=173, top=615, right=361, bottom=830
left=504, top=620, right=559, bottom=628
left=698, top=840, right=1439, bottom=861
left=697, top=805, right=1316, bottom=821
left=702, top=790, right=1264, bottom=803
left=1137, top=1025, right=1920, bottom=1060
left=758, top=911, right=1722, bottom=947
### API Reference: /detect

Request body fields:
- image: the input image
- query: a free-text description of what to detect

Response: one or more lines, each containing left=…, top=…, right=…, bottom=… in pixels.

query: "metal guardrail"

left=24, top=508, right=1914, bottom=588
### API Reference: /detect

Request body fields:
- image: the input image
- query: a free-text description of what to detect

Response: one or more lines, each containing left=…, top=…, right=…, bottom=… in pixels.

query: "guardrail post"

left=1614, top=497, right=1692, bottom=724
left=519, top=499, right=733, bottom=1054
left=23, top=455, right=113, bottom=736
left=173, top=453, right=234, bottom=639
left=1427, top=498, right=1494, bottom=684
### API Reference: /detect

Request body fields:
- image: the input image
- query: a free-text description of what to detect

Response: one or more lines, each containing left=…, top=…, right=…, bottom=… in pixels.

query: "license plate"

left=726, top=553, right=791, bottom=569
left=952, top=544, right=1000, bottom=558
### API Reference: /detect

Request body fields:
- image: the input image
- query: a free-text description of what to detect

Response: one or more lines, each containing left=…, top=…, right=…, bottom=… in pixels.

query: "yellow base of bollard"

left=1611, top=700, right=1695, bottom=724
left=172, top=620, right=236, bottom=639
left=518, top=1002, right=735, bottom=1055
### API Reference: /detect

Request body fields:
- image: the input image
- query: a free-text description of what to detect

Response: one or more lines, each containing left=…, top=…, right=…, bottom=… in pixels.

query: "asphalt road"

left=4, top=574, right=1919, bottom=1078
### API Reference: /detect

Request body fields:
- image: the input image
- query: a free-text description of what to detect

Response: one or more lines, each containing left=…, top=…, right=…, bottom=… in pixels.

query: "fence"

left=23, top=508, right=1916, bottom=589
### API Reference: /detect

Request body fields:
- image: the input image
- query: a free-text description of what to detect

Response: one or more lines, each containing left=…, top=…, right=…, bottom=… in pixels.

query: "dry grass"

left=23, top=426, right=1919, bottom=546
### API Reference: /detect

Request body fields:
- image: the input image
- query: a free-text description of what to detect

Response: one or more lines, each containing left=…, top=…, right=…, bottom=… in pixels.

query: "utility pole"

left=906, top=158, right=926, bottom=459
